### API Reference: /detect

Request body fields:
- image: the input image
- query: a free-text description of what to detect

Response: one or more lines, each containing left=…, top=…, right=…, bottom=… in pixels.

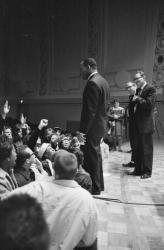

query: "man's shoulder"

left=92, top=73, right=108, bottom=84
left=144, top=84, right=156, bottom=93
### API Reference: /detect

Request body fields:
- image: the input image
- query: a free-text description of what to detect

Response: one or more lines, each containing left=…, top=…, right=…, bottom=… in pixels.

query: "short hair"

left=0, top=135, right=13, bottom=164
left=15, top=145, right=32, bottom=169
left=43, top=128, right=54, bottom=143
left=113, top=98, right=120, bottom=103
left=133, top=70, right=145, bottom=81
left=3, top=126, right=12, bottom=132
left=81, top=58, right=97, bottom=69
left=53, top=150, right=77, bottom=179
left=0, top=194, right=50, bottom=250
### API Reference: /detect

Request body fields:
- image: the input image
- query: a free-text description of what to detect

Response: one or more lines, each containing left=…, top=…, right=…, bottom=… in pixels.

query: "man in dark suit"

left=79, top=58, right=110, bottom=195
left=131, top=71, right=156, bottom=179
left=123, top=82, right=138, bottom=168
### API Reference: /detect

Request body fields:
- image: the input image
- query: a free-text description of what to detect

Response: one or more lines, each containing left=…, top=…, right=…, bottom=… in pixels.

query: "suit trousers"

left=135, top=132, right=153, bottom=175
left=129, top=122, right=138, bottom=163
left=82, top=133, right=104, bottom=193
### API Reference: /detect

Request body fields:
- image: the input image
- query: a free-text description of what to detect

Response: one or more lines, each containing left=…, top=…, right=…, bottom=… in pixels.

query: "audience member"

left=4, top=150, right=98, bottom=250
left=14, top=145, right=36, bottom=187
left=0, top=135, right=18, bottom=197
left=0, top=194, right=50, bottom=250
left=74, top=149, right=92, bottom=193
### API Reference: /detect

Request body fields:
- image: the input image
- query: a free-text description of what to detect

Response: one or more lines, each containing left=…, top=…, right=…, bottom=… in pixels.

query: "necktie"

left=137, top=88, right=141, bottom=96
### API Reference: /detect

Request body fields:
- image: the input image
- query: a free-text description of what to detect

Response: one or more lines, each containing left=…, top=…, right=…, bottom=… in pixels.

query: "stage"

left=96, top=140, right=164, bottom=250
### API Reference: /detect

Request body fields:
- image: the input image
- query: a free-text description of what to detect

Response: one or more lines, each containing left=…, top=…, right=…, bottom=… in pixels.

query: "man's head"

left=0, top=135, right=17, bottom=171
left=53, top=150, right=77, bottom=180
left=2, top=126, right=12, bottom=139
left=53, top=127, right=62, bottom=136
left=113, top=99, right=120, bottom=108
left=16, top=145, right=36, bottom=170
left=38, top=143, right=55, bottom=161
left=13, top=124, right=23, bottom=140
left=133, top=71, right=146, bottom=88
left=50, top=133, right=59, bottom=149
left=80, top=58, right=97, bottom=80
left=43, top=128, right=54, bottom=143
left=0, top=194, right=49, bottom=250
left=126, top=82, right=137, bottom=95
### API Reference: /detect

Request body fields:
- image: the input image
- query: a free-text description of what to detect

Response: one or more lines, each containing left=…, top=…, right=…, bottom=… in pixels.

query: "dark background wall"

left=0, top=0, right=164, bottom=136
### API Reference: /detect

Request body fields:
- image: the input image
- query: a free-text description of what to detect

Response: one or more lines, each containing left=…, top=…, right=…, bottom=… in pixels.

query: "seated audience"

left=4, top=150, right=98, bottom=250
left=0, top=135, right=18, bottom=197
left=0, top=194, right=50, bottom=250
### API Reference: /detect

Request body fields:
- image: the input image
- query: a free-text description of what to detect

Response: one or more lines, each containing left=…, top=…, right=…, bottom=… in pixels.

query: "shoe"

left=92, top=191, right=101, bottom=195
left=128, top=171, right=140, bottom=176
left=140, top=173, right=151, bottom=179
left=122, top=162, right=135, bottom=168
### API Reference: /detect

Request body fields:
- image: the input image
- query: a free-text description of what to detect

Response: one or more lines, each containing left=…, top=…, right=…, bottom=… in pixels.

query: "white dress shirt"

left=139, top=82, right=147, bottom=95
left=87, top=71, right=98, bottom=81
left=5, top=178, right=98, bottom=250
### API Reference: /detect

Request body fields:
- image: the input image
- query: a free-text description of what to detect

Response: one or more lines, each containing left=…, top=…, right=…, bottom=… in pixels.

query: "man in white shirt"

left=4, top=150, right=98, bottom=250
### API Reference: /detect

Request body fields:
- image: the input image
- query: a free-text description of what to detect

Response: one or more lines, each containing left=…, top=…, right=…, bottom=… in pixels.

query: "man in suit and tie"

left=123, top=82, right=138, bottom=168
left=131, top=71, right=156, bottom=179
left=79, top=58, right=110, bottom=195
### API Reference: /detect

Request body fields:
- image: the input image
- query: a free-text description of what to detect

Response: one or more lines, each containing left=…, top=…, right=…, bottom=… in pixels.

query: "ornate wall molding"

left=153, top=0, right=164, bottom=87
left=88, top=0, right=103, bottom=70
left=47, top=0, right=88, bottom=95
left=39, top=1, right=48, bottom=95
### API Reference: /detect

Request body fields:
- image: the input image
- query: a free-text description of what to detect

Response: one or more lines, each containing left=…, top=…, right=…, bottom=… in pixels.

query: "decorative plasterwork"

left=153, top=1, right=164, bottom=86
left=39, top=1, right=48, bottom=95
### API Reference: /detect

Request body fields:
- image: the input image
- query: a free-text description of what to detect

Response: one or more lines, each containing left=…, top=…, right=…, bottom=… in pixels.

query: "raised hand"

left=76, top=131, right=86, bottom=145
left=38, top=119, right=48, bottom=130
left=20, top=113, right=27, bottom=126
left=2, top=100, right=10, bottom=115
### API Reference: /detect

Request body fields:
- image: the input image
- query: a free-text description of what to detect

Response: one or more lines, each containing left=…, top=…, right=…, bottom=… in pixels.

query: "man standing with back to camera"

left=79, top=58, right=110, bottom=195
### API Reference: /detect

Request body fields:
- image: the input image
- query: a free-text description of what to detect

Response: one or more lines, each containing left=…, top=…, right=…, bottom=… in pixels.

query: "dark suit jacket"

left=135, top=84, right=156, bottom=134
left=80, top=73, right=110, bottom=136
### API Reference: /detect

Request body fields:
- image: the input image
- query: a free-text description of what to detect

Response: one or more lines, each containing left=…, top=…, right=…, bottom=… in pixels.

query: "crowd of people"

left=0, top=101, right=98, bottom=250
left=0, top=57, right=156, bottom=250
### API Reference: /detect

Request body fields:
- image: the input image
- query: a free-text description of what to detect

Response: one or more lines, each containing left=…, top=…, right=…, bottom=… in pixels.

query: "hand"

left=76, top=131, right=86, bottom=145
left=33, top=158, right=44, bottom=173
left=114, top=114, right=118, bottom=119
left=20, top=113, right=27, bottom=126
left=132, top=95, right=138, bottom=101
left=38, top=119, right=48, bottom=130
left=2, top=100, right=10, bottom=115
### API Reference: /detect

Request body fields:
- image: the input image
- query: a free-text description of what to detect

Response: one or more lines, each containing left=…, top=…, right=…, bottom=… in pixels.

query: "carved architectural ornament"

left=153, top=1, right=164, bottom=86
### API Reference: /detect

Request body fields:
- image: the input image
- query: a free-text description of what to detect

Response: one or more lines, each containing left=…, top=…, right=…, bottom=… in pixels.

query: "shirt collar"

left=54, top=179, right=80, bottom=188
left=141, top=82, right=147, bottom=90
left=87, top=71, right=98, bottom=81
